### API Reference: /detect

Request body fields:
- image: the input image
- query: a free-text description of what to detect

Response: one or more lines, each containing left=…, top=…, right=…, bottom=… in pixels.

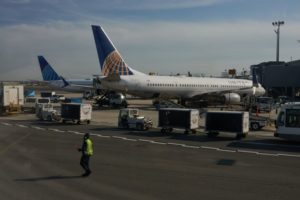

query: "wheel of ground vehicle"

left=137, top=123, right=144, bottom=131
left=161, top=128, right=166, bottom=133
left=62, top=119, right=66, bottom=124
left=191, top=129, right=197, bottom=134
left=87, top=120, right=90, bottom=124
left=168, top=128, right=173, bottom=133
left=184, top=130, right=189, bottom=134
left=250, top=122, right=260, bottom=131
left=77, top=120, right=81, bottom=125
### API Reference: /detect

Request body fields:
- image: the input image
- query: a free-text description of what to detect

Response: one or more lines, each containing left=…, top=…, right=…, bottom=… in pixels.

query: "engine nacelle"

left=223, top=93, right=241, bottom=104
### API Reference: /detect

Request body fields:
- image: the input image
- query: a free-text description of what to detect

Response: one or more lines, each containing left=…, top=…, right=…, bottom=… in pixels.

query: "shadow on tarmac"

left=228, top=139, right=300, bottom=153
left=15, top=175, right=82, bottom=182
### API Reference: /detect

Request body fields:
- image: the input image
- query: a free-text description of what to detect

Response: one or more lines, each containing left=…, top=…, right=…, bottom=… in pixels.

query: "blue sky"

left=0, top=0, right=300, bottom=80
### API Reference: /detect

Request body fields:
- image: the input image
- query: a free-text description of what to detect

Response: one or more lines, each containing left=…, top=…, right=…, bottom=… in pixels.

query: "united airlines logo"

left=102, top=51, right=133, bottom=76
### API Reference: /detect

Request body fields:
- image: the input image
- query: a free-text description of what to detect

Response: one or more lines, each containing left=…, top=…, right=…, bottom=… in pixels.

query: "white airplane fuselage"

left=101, top=74, right=265, bottom=99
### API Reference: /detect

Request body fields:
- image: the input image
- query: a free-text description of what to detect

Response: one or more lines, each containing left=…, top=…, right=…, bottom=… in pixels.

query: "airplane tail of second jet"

left=38, top=56, right=61, bottom=81
left=92, top=25, right=145, bottom=77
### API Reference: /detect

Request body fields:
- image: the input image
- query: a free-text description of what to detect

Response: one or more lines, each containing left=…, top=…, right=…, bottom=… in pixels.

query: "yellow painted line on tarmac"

left=0, top=132, right=32, bottom=156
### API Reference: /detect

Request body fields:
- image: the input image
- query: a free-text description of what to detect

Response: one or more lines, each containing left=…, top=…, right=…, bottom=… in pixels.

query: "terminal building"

left=251, top=60, right=300, bottom=98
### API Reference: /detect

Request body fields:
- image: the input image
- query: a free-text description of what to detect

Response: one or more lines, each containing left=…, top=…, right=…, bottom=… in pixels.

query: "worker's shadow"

left=15, top=175, right=82, bottom=182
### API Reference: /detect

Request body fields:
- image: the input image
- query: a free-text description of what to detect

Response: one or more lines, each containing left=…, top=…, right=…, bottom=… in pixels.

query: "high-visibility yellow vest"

left=85, top=138, right=93, bottom=156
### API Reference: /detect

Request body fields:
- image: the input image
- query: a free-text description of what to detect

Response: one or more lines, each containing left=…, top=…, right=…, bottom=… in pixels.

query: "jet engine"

left=223, top=93, right=241, bottom=104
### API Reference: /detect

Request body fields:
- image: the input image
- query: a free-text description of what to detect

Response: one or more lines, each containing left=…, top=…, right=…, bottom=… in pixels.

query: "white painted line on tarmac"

left=112, top=136, right=127, bottom=140
left=237, top=141, right=299, bottom=150
left=31, top=126, right=45, bottom=130
left=167, top=142, right=185, bottom=147
left=67, top=130, right=79, bottom=134
left=1, top=122, right=12, bottom=126
left=182, top=144, right=200, bottom=149
left=237, top=149, right=258, bottom=154
left=97, top=135, right=111, bottom=138
left=67, top=130, right=84, bottom=135
left=138, top=139, right=154, bottom=143
left=89, top=133, right=98, bottom=137
left=256, top=152, right=278, bottom=157
left=48, top=128, right=65, bottom=133
left=201, top=146, right=220, bottom=151
left=16, top=124, right=28, bottom=128
left=123, top=138, right=138, bottom=142
left=150, top=141, right=166, bottom=145
left=277, top=153, right=300, bottom=158
left=217, top=148, right=236, bottom=153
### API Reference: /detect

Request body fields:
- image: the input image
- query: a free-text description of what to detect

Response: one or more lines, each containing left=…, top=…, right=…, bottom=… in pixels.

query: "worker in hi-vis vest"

left=78, top=133, right=93, bottom=177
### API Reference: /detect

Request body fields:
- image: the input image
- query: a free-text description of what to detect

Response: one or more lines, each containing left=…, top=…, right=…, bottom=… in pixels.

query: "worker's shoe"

left=81, top=170, right=91, bottom=177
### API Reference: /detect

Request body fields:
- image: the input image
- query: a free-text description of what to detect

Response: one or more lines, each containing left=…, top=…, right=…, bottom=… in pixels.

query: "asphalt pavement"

left=1, top=120, right=300, bottom=200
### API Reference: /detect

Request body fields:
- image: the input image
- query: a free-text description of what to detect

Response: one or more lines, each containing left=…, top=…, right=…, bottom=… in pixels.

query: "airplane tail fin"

left=92, top=25, right=138, bottom=76
left=60, top=76, right=70, bottom=87
left=38, top=56, right=61, bottom=81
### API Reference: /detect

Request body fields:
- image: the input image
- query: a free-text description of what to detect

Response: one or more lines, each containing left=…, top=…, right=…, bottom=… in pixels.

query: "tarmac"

left=1, top=99, right=300, bottom=199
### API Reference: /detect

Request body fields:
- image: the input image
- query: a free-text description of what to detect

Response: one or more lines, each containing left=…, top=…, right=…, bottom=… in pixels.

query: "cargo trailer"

left=61, top=103, right=92, bottom=124
left=205, top=111, right=249, bottom=139
left=158, top=108, right=199, bottom=134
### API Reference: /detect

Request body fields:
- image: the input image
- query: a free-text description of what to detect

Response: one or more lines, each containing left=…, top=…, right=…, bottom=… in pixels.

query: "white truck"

left=24, top=97, right=51, bottom=112
left=118, top=108, right=152, bottom=130
left=0, top=84, right=24, bottom=113
left=274, top=102, right=300, bottom=141
left=36, top=103, right=60, bottom=121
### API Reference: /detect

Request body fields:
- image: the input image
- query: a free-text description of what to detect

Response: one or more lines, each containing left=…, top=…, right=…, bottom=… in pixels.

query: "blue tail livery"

left=91, top=25, right=134, bottom=76
left=38, top=56, right=61, bottom=81
left=60, top=76, right=70, bottom=87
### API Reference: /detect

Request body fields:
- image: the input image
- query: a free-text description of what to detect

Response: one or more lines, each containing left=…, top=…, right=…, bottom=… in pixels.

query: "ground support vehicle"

left=118, top=108, right=152, bottom=131
left=95, top=92, right=127, bottom=108
left=274, top=102, right=300, bottom=140
left=61, top=103, right=92, bottom=124
left=205, top=111, right=249, bottom=139
left=36, top=103, right=60, bottom=121
left=158, top=108, right=199, bottom=134
left=0, top=83, right=24, bottom=114
left=50, top=94, right=65, bottom=103
left=24, top=97, right=50, bottom=113
left=249, top=115, right=267, bottom=131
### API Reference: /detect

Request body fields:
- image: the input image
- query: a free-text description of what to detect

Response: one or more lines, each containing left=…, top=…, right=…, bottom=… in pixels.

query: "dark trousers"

left=80, top=154, right=91, bottom=173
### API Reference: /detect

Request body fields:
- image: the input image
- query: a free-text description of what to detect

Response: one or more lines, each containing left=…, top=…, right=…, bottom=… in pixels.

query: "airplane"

left=37, top=55, right=95, bottom=93
left=91, top=25, right=265, bottom=105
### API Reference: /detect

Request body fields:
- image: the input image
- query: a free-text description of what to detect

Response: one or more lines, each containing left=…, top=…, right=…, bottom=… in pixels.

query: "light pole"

left=272, top=21, right=284, bottom=62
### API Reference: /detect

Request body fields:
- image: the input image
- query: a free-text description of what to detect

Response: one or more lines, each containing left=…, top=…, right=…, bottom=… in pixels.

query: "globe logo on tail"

left=102, top=51, right=133, bottom=76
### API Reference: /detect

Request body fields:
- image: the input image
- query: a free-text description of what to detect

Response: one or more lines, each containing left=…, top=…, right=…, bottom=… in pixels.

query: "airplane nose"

left=260, top=86, right=266, bottom=95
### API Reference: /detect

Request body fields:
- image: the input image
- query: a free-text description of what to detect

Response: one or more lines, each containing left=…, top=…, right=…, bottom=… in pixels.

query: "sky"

left=0, top=0, right=300, bottom=80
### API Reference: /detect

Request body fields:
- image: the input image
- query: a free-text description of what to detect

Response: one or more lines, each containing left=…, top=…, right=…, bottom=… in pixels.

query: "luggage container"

left=61, top=103, right=92, bottom=124
left=205, top=111, right=249, bottom=139
left=158, top=108, right=199, bottom=134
